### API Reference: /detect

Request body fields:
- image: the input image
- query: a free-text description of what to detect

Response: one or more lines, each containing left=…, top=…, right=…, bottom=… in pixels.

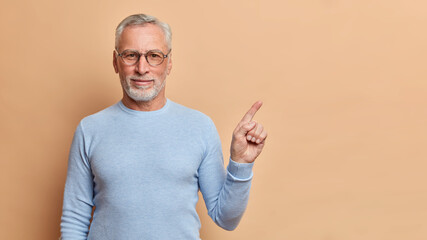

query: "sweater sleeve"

left=198, top=120, right=254, bottom=231
left=60, top=122, right=94, bottom=240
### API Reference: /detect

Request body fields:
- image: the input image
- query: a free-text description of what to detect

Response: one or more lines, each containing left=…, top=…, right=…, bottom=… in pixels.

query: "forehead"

left=118, top=24, right=167, bottom=51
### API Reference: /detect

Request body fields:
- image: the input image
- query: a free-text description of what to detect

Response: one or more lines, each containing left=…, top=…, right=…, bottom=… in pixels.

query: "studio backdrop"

left=0, top=0, right=426, bottom=239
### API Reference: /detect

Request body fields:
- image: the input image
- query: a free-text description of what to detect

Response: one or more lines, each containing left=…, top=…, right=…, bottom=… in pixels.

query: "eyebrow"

left=122, top=49, right=164, bottom=53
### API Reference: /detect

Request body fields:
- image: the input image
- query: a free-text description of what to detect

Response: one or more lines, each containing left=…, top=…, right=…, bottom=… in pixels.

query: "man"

left=60, top=14, right=267, bottom=240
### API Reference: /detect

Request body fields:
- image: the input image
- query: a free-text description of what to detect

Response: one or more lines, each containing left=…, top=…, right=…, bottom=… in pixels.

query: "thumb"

left=235, top=121, right=256, bottom=138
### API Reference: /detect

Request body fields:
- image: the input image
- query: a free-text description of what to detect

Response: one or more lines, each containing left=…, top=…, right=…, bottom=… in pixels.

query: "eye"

left=122, top=51, right=139, bottom=59
left=149, top=52, right=162, bottom=59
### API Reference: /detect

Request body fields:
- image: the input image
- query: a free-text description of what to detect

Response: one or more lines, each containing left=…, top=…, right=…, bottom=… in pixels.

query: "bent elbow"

left=220, top=224, right=238, bottom=231
left=212, top=215, right=242, bottom=231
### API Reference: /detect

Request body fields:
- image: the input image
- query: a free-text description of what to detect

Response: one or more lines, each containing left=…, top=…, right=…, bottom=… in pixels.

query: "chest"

left=88, top=124, right=206, bottom=190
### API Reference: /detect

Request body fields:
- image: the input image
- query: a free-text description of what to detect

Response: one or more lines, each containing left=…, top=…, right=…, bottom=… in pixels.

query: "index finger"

left=240, top=101, right=263, bottom=123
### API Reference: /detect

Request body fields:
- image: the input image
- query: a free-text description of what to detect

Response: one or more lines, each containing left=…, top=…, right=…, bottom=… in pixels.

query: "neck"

left=121, top=94, right=167, bottom=111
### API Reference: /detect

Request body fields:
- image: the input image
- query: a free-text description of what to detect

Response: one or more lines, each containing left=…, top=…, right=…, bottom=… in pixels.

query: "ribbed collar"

left=117, top=99, right=171, bottom=116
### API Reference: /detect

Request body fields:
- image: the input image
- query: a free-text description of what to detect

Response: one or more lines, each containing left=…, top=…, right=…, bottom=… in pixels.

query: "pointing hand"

left=230, top=101, right=268, bottom=163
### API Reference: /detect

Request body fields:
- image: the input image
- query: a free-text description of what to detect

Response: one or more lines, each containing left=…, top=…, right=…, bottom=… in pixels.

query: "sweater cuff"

left=227, top=158, right=254, bottom=181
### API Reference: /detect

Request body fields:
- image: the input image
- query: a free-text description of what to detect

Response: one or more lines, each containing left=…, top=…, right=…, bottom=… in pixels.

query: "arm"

left=199, top=101, right=267, bottom=230
left=198, top=122, right=254, bottom=231
left=60, top=122, right=94, bottom=240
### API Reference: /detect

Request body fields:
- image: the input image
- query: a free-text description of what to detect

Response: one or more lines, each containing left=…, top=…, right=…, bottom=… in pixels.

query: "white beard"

left=122, top=76, right=166, bottom=102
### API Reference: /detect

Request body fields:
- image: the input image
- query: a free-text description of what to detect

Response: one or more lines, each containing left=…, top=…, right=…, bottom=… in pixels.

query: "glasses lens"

left=121, top=50, right=139, bottom=65
left=146, top=51, right=164, bottom=66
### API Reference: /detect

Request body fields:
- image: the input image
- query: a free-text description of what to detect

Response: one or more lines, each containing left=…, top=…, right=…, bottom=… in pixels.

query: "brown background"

left=1, top=0, right=426, bottom=239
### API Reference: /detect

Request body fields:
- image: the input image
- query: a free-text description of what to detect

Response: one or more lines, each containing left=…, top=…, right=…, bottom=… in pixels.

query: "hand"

left=230, top=101, right=268, bottom=163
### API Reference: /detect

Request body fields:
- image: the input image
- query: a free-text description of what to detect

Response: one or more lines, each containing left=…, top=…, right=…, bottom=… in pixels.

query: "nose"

left=135, top=55, right=150, bottom=75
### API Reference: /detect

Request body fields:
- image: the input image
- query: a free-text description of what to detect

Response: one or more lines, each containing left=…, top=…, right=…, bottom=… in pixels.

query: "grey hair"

left=115, top=14, right=172, bottom=50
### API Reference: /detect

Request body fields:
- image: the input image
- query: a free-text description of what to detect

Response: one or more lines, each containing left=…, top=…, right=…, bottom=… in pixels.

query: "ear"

left=113, top=50, right=119, bottom=73
left=166, top=53, right=172, bottom=75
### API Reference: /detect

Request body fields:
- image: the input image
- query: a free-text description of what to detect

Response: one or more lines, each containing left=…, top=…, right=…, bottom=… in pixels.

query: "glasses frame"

left=115, top=49, right=172, bottom=66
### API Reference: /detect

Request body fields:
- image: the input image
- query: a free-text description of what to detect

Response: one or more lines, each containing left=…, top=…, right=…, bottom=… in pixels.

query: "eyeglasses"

left=115, top=49, right=171, bottom=66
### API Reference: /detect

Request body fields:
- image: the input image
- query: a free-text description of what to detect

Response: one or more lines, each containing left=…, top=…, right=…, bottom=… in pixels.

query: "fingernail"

left=247, top=135, right=252, bottom=141
left=251, top=137, right=256, bottom=142
left=256, top=139, right=261, bottom=144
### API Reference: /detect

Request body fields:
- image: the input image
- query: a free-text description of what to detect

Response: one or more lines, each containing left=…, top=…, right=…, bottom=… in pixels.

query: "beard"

left=121, top=75, right=166, bottom=102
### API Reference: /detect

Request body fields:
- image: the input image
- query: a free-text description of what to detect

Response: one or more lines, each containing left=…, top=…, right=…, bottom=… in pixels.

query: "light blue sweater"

left=60, top=99, right=254, bottom=240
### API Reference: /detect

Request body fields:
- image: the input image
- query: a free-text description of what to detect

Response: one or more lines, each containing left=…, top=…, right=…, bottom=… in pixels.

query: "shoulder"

left=168, top=100, right=221, bottom=147
left=168, top=100, right=215, bottom=127
left=78, top=103, right=121, bottom=130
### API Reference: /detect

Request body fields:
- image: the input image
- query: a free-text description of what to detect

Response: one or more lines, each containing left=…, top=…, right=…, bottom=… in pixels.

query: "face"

left=113, top=24, right=172, bottom=102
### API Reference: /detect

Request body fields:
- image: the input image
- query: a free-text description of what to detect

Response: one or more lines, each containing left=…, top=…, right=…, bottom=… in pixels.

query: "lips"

left=131, top=79, right=154, bottom=86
